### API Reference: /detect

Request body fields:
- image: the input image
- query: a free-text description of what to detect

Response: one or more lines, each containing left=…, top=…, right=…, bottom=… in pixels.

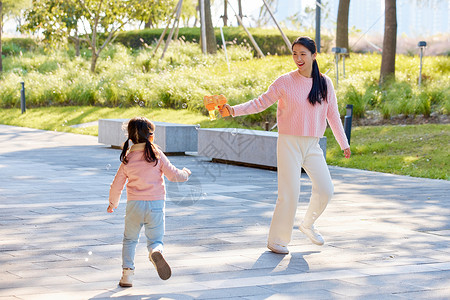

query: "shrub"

left=0, top=37, right=449, bottom=123
left=1, top=38, right=38, bottom=56
left=114, top=27, right=331, bottom=57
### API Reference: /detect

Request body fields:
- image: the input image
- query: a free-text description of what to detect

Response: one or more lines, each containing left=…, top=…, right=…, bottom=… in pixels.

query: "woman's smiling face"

left=292, top=43, right=316, bottom=78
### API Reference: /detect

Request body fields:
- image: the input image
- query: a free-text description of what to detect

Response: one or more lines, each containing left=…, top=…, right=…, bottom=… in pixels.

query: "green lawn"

left=1, top=106, right=448, bottom=180
left=324, top=124, right=449, bottom=180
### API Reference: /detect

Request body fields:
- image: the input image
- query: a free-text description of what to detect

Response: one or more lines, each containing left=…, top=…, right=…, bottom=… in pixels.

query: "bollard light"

left=418, top=41, right=427, bottom=86
left=20, top=82, right=26, bottom=114
left=344, top=104, right=353, bottom=145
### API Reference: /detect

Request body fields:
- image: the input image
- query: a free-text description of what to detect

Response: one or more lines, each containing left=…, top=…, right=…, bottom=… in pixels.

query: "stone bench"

left=98, top=119, right=198, bottom=154
left=198, top=128, right=327, bottom=169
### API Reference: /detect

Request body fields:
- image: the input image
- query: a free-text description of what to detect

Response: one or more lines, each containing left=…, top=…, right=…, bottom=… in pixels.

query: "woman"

left=220, top=36, right=351, bottom=254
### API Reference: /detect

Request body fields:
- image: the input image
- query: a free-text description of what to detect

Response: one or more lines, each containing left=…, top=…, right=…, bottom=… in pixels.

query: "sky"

left=2, top=0, right=315, bottom=36
left=210, top=0, right=316, bottom=27
left=3, top=0, right=448, bottom=38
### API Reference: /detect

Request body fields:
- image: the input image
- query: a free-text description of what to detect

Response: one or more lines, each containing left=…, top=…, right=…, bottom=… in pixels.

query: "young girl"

left=107, top=117, right=191, bottom=287
left=220, top=36, right=351, bottom=254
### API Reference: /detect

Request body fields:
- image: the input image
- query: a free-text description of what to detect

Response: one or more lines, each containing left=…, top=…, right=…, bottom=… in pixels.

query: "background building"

left=235, top=0, right=449, bottom=37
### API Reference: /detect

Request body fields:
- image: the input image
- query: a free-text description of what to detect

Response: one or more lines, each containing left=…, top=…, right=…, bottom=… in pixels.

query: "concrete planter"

left=198, top=128, right=327, bottom=169
left=98, top=119, right=327, bottom=169
left=98, top=119, right=198, bottom=153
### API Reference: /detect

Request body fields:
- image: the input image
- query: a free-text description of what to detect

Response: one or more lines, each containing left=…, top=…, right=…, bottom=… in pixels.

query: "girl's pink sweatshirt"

left=109, top=143, right=189, bottom=207
left=232, top=70, right=350, bottom=150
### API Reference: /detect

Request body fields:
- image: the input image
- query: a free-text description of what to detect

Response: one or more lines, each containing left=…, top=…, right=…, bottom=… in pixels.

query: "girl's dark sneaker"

left=150, top=251, right=171, bottom=280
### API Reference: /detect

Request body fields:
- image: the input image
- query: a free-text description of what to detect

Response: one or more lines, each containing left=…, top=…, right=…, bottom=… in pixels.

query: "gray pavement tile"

left=183, top=286, right=277, bottom=299
left=242, top=289, right=348, bottom=300
left=394, top=288, right=450, bottom=299
left=339, top=271, right=448, bottom=294
left=1, top=125, right=450, bottom=299
left=0, top=286, right=55, bottom=298
left=347, top=294, right=407, bottom=300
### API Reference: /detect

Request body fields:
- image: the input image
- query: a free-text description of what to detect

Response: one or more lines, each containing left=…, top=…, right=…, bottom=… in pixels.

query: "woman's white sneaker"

left=119, top=268, right=134, bottom=287
left=299, top=223, right=324, bottom=245
left=267, top=242, right=289, bottom=254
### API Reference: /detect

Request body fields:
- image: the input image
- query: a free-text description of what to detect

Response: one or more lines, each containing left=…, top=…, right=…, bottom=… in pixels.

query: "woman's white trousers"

left=268, top=134, right=334, bottom=246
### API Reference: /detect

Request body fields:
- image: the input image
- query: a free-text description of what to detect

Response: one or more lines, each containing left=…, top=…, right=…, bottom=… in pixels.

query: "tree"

left=22, top=1, right=84, bottom=56
left=380, top=0, right=397, bottom=85
left=180, top=0, right=197, bottom=27
left=74, top=0, right=157, bottom=73
left=1, top=0, right=31, bottom=72
left=199, top=0, right=216, bottom=54
left=139, top=0, right=175, bottom=28
left=336, top=0, right=350, bottom=53
left=22, top=0, right=170, bottom=73
left=256, top=0, right=274, bottom=27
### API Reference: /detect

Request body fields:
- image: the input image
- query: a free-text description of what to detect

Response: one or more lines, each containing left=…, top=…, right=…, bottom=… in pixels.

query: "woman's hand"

left=343, top=148, right=351, bottom=159
left=219, top=104, right=234, bottom=117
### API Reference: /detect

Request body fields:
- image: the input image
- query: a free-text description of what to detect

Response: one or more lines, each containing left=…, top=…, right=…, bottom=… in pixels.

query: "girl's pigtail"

left=120, top=138, right=130, bottom=164
left=144, top=135, right=159, bottom=166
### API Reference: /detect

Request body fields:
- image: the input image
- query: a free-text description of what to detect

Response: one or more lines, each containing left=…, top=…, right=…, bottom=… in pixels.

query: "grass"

left=1, top=39, right=449, bottom=180
left=1, top=106, right=448, bottom=180
left=324, top=124, right=449, bottom=180
left=2, top=41, right=449, bottom=121
left=0, top=106, right=260, bottom=136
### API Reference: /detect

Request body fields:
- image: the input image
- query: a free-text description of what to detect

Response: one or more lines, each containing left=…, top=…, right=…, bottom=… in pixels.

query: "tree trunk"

left=336, top=0, right=350, bottom=54
left=90, top=51, right=98, bottom=73
left=75, top=29, right=80, bottom=57
left=204, top=0, right=216, bottom=54
left=200, top=0, right=216, bottom=54
left=193, top=4, right=198, bottom=27
left=380, top=0, right=397, bottom=85
left=223, top=0, right=228, bottom=27
left=145, top=18, right=152, bottom=28
left=90, top=53, right=98, bottom=73
left=238, top=0, right=243, bottom=19
left=0, top=1, right=3, bottom=73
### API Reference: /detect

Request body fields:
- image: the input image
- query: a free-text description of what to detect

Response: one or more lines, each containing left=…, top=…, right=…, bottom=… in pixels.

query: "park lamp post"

left=316, top=0, right=321, bottom=53
left=331, top=47, right=347, bottom=88
left=418, top=41, right=427, bottom=86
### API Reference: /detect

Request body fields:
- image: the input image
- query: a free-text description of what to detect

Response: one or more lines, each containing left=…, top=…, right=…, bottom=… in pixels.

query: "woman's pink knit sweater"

left=232, top=70, right=349, bottom=150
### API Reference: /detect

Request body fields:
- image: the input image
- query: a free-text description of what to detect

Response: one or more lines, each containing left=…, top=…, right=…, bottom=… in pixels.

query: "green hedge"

left=114, top=27, right=333, bottom=56
left=1, top=38, right=38, bottom=56
left=2, top=27, right=333, bottom=57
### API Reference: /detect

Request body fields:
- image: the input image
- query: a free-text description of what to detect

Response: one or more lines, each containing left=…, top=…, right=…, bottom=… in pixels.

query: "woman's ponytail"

left=308, top=60, right=328, bottom=105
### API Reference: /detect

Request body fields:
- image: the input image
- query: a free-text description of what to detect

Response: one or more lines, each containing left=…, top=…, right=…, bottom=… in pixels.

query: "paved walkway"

left=0, top=124, right=449, bottom=300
